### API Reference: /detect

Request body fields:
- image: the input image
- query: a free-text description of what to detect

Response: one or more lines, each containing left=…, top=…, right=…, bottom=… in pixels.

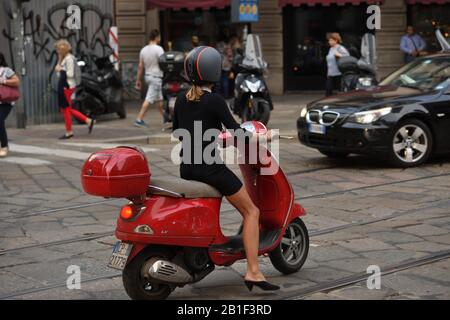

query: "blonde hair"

left=327, top=32, right=342, bottom=44
left=186, top=85, right=205, bottom=102
left=55, top=39, right=72, bottom=56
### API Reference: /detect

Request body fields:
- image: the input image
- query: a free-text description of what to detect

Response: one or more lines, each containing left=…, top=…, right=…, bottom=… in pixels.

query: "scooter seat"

left=148, top=177, right=222, bottom=199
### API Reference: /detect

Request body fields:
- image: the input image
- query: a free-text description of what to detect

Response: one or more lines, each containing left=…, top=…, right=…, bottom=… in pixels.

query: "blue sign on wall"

left=232, top=0, right=259, bottom=23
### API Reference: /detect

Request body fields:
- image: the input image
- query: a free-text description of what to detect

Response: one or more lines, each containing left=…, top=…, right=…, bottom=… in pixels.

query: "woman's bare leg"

left=227, top=186, right=266, bottom=282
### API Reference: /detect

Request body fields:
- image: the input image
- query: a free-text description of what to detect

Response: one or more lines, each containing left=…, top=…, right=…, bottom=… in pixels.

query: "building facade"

left=1, top=0, right=449, bottom=126
left=116, top=0, right=450, bottom=95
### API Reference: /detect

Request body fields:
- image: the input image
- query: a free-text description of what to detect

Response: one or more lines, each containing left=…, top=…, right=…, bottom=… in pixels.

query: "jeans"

left=0, top=103, right=13, bottom=148
left=219, top=70, right=230, bottom=98
left=404, top=54, right=415, bottom=64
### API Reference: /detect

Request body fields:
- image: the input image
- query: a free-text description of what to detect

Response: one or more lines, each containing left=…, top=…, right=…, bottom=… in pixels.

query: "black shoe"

left=88, top=118, right=96, bottom=134
left=59, top=134, right=74, bottom=140
left=244, top=280, right=280, bottom=292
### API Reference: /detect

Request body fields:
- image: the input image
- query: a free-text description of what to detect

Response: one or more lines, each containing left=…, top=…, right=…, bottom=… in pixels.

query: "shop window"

left=160, top=8, right=244, bottom=53
left=283, top=4, right=370, bottom=91
left=408, top=4, right=450, bottom=53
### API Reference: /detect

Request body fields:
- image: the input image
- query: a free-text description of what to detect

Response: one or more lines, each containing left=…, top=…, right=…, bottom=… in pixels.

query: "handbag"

left=0, top=67, right=20, bottom=103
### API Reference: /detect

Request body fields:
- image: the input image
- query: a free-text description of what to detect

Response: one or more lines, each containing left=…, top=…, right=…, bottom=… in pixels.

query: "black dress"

left=172, top=91, right=245, bottom=196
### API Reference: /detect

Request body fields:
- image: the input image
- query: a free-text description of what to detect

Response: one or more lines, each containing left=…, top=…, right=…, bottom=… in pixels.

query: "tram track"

left=2, top=169, right=448, bottom=221
left=2, top=170, right=449, bottom=257
left=1, top=203, right=441, bottom=257
left=2, top=248, right=449, bottom=300
left=0, top=199, right=122, bottom=221
left=277, top=249, right=450, bottom=300
left=0, top=202, right=447, bottom=299
left=0, top=169, right=448, bottom=299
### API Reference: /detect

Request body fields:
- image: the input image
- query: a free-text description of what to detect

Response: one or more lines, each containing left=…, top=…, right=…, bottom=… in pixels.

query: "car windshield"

left=380, top=56, right=450, bottom=92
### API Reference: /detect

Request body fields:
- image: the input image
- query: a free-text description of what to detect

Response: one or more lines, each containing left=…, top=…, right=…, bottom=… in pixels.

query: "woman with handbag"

left=54, top=39, right=95, bottom=140
left=0, top=52, right=20, bottom=158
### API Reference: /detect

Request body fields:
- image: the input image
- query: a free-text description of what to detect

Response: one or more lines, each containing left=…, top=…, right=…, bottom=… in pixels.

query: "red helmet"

left=184, top=46, right=222, bottom=85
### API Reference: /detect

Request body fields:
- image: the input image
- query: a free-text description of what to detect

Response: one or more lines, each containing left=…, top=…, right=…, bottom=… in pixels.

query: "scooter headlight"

left=358, top=77, right=373, bottom=87
left=244, top=80, right=262, bottom=93
left=240, top=83, right=249, bottom=92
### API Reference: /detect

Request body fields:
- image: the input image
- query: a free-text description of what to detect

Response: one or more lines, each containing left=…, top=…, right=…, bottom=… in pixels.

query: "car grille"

left=307, top=110, right=340, bottom=126
left=308, top=110, right=320, bottom=123
left=322, top=112, right=339, bottom=125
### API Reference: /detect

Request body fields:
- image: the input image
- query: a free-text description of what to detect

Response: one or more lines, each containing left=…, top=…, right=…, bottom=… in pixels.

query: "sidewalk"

left=8, top=93, right=323, bottom=146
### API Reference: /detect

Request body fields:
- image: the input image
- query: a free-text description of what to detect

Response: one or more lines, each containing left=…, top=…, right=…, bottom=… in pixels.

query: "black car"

left=297, top=54, right=450, bottom=167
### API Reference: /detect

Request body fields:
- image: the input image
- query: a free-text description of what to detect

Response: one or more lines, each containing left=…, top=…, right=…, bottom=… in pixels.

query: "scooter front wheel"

left=269, top=218, right=309, bottom=275
left=122, top=246, right=174, bottom=300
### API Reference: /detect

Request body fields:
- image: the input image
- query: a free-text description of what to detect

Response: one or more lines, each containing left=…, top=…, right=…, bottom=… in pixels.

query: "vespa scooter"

left=81, top=121, right=309, bottom=300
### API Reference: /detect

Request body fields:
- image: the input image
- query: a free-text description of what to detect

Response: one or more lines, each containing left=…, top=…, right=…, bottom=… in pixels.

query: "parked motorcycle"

left=338, top=33, right=378, bottom=92
left=81, top=121, right=309, bottom=300
left=159, top=51, right=190, bottom=124
left=72, top=55, right=126, bottom=120
left=231, top=34, right=273, bottom=125
left=338, top=56, right=378, bottom=92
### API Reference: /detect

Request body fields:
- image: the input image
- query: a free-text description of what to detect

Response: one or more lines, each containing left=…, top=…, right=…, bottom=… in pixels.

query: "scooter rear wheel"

left=122, top=246, right=174, bottom=300
left=269, top=218, right=309, bottom=275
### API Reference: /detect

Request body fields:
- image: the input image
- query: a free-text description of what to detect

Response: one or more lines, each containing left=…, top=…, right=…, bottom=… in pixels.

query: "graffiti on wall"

left=2, top=1, right=114, bottom=74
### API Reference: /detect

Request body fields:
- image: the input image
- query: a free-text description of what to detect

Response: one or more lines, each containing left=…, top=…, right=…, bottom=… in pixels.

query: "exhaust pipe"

left=147, top=259, right=194, bottom=284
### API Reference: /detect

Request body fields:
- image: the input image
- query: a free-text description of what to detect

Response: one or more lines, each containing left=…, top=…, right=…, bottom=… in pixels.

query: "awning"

left=147, top=0, right=231, bottom=10
left=405, top=0, right=450, bottom=4
left=278, top=0, right=383, bottom=6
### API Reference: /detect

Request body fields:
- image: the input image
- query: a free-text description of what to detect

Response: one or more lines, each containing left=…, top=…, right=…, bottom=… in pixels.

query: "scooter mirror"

left=241, top=121, right=268, bottom=134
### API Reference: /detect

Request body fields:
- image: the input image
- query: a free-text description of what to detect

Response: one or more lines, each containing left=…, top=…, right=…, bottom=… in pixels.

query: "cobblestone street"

left=0, top=94, right=449, bottom=300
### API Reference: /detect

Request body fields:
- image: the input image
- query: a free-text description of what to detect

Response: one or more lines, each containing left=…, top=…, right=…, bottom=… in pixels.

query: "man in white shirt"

left=135, top=29, right=165, bottom=128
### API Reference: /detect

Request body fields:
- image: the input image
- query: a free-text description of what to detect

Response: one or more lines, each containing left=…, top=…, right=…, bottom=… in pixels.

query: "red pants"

left=61, top=88, right=88, bottom=132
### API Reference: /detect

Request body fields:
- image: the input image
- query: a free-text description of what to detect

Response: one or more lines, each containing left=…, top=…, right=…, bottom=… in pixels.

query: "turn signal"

left=120, top=205, right=134, bottom=220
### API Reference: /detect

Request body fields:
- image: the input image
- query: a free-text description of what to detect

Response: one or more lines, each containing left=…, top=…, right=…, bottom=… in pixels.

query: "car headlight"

left=350, top=107, right=392, bottom=124
left=300, top=107, right=308, bottom=118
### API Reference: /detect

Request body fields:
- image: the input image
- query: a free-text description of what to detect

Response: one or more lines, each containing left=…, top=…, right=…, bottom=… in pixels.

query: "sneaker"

left=134, top=120, right=149, bottom=128
left=0, top=147, right=9, bottom=158
left=162, top=122, right=173, bottom=132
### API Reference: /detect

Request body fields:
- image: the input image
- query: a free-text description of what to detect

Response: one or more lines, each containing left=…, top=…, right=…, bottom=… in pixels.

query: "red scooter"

left=81, top=121, right=309, bottom=300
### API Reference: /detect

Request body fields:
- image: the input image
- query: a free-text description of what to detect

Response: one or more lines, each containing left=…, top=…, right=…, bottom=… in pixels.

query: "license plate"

left=108, top=242, right=133, bottom=270
left=309, top=123, right=326, bottom=135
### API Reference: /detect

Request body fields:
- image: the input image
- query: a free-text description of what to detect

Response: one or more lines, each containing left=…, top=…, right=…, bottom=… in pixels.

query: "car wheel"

left=388, top=119, right=433, bottom=168
left=319, top=149, right=349, bottom=158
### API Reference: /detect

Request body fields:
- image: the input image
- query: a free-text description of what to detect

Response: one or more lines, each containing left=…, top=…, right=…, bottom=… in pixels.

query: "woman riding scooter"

left=172, top=46, right=279, bottom=291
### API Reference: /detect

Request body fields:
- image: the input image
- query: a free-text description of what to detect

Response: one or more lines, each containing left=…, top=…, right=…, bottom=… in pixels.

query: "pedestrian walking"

left=0, top=52, right=20, bottom=158
left=55, top=40, right=95, bottom=140
left=135, top=29, right=166, bottom=129
left=325, top=32, right=350, bottom=97
left=400, top=26, right=426, bottom=64
left=217, top=39, right=233, bottom=98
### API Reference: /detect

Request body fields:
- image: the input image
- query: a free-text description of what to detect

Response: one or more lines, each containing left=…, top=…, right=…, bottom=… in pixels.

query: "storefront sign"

left=231, top=0, right=259, bottom=23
